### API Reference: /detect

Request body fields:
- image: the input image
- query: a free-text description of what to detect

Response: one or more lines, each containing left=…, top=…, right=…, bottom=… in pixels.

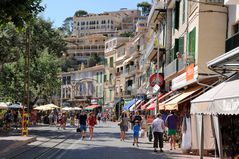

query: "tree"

left=0, top=0, right=44, bottom=28
left=119, top=31, right=134, bottom=37
left=58, top=17, right=73, bottom=37
left=74, top=10, right=88, bottom=17
left=137, top=1, right=152, bottom=16
left=0, top=18, right=66, bottom=107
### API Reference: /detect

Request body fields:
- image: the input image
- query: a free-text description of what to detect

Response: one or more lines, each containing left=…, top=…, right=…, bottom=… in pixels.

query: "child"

left=133, top=120, right=140, bottom=147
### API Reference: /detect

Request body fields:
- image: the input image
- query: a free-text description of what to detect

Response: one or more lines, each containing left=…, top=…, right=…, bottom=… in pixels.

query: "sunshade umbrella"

left=8, top=103, right=23, bottom=109
left=43, top=104, right=60, bottom=109
left=34, top=106, right=53, bottom=111
left=0, top=102, right=8, bottom=109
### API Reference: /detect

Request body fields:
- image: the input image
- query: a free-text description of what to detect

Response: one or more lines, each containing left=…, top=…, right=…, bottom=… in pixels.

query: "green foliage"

left=0, top=18, right=66, bottom=107
left=58, top=17, right=73, bottom=37
left=119, top=32, right=134, bottom=37
left=0, top=0, right=45, bottom=28
left=88, top=55, right=104, bottom=67
left=74, top=10, right=88, bottom=17
left=137, top=1, right=152, bottom=16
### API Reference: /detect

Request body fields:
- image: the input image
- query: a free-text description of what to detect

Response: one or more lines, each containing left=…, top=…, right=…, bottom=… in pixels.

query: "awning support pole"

left=199, top=114, right=204, bottom=159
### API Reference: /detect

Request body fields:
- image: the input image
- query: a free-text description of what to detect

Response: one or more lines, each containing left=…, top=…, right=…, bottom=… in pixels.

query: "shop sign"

left=91, top=99, right=98, bottom=105
left=172, top=66, right=198, bottom=90
left=149, top=73, right=164, bottom=87
left=186, top=64, right=194, bottom=81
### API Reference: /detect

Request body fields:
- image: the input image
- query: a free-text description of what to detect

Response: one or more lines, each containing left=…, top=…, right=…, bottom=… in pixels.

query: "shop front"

left=191, top=73, right=239, bottom=159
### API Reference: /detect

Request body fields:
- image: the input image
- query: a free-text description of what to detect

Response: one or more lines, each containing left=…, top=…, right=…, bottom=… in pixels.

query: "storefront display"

left=219, top=115, right=239, bottom=158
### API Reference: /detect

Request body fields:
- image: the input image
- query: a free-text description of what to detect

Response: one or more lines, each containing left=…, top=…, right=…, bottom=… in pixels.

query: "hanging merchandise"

left=181, top=116, right=192, bottom=151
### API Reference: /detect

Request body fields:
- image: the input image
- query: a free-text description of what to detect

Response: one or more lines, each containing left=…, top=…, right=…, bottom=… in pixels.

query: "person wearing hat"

left=152, top=113, right=165, bottom=152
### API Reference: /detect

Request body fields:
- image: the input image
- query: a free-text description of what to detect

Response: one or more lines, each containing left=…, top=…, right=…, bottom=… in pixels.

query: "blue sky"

left=40, top=0, right=151, bottom=28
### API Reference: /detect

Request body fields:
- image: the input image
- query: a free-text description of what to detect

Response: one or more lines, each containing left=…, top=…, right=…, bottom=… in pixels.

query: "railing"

left=226, top=32, right=239, bottom=52
left=148, top=0, right=166, bottom=24
left=177, top=54, right=187, bottom=71
left=124, top=66, right=136, bottom=77
left=145, top=35, right=156, bottom=60
left=164, top=59, right=178, bottom=78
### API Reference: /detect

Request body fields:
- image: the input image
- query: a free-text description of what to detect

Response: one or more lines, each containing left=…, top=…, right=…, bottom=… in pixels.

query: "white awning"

left=191, top=73, right=239, bottom=115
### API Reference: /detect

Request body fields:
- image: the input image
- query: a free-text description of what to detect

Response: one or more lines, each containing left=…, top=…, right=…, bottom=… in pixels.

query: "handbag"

left=76, top=127, right=81, bottom=132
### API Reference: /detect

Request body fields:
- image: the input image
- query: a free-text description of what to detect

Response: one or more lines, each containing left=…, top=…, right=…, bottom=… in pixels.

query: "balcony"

left=147, top=0, right=166, bottom=26
left=164, top=59, right=177, bottom=79
left=124, top=66, right=136, bottom=78
left=226, top=32, right=239, bottom=52
left=145, top=36, right=157, bottom=61
left=177, top=54, right=187, bottom=72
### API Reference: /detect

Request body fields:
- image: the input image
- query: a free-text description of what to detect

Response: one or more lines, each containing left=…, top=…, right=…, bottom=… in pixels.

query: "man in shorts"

left=78, top=111, right=87, bottom=140
left=166, top=111, right=177, bottom=150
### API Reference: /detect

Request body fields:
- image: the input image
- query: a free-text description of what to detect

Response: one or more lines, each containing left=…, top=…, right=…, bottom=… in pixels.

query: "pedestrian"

left=61, top=112, right=67, bottom=129
left=87, top=112, right=97, bottom=140
left=165, top=111, right=177, bottom=150
left=78, top=111, right=87, bottom=140
left=152, top=113, right=165, bottom=152
left=132, top=111, right=142, bottom=127
left=133, top=120, right=140, bottom=147
left=118, top=111, right=129, bottom=141
left=97, top=112, right=101, bottom=124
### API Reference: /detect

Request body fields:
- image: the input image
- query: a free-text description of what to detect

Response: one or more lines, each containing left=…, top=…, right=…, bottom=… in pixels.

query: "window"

left=109, top=90, right=112, bottom=101
left=207, top=0, right=223, bottom=3
left=104, top=74, right=107, bottom=82
left=174, top=1, right=180, bottom=30
left=100, top=72, right=103, bottom=83
left=96, top=86, right=98, bottom=97
left=109, top=57, right=114, bottom=67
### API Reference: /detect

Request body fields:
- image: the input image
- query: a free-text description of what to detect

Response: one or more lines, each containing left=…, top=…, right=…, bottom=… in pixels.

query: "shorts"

left=120, top=125, right=128, bottom=132
left=168, top=129, right=176, bottom=135
left=80, top=125, right=87, bottom=132
left=133, top=132, right=139, bottom=138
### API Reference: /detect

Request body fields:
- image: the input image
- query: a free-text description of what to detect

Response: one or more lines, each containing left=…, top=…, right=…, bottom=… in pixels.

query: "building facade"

left=60, top=65, right=104, bottom=107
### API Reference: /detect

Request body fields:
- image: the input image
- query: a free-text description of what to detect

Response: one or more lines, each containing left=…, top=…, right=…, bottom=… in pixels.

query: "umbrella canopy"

left=0, top=102, right=8, bottom=109
left=43, top=104, right=60, bottom=109
left=8, top=103, right=23, bottom=109
left=73, top=107, right=82, bottom=110
left=34, top=105, right=53, bottom=111
left=62, top=107, right=73, bottom=111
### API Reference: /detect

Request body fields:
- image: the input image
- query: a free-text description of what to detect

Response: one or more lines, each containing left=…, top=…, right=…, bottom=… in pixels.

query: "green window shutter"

left=174, top=1, right=180, bottom=30
left=179, top=37, right=184, bottom=54
left=191, top=28, right=196, bottom=62
left=104, top=74, right=107, bottom=82
left=169, top=49, right=172, bottom=63
left=174, top=39, right=179, bottom=59
left=110, top=57, right=113, bottom=67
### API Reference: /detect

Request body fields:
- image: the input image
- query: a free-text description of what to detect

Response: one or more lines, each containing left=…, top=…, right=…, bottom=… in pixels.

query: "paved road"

left=2, top=122, right=213, bottom=159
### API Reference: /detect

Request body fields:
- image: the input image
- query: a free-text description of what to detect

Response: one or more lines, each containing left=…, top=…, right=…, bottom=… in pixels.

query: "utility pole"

left=22, top=26, right=30, bottom=136
left=156, top=23, right=160, bottom=115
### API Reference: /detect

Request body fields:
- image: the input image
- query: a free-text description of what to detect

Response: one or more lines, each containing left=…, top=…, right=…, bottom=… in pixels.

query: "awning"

left=84, top=104, right=100, bottom=110
left=141, top=93, right=165, bottom=110
left=135, top=100, right=145, bottom=110
left=165, top=86, right=202, bottom=110
left=191, top=73, right=239, bottom=115
left=123, top=98, right=137, bottom=110
left=123, top=56, right=134, bottom=65
left=129, top=100, right=143, bottom=111
left=156, top=91, right=177, bottom=110
left=146, top=102, right=156, bottom=110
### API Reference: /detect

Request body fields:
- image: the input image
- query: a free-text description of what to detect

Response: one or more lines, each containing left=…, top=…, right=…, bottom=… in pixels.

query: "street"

left=2, top=122, right=170, bottom=159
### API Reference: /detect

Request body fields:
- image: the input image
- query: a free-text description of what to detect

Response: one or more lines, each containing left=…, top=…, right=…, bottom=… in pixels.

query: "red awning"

left=135, top=101, right=145, bottom=110
left=84, top=104, right=100, bottom=110
left=141, top=93, right=164, bottom=110
left=146, top=102, right=156, bottom=110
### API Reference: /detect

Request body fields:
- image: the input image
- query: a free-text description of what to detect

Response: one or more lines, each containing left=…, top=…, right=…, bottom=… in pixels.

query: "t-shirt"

left=133, top=124, right=140, bottom=134
left=166, top=114, right=177, bottom=130
left=133, top=115, right=142, bottom=125
left=78, top=114, right=87, bottom=125
left=152, top=118, right=164, bottom=133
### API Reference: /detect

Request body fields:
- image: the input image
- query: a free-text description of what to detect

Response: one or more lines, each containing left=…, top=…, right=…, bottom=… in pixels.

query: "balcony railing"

left=226, top=32, right=239, bottom=52
left=164, top=59, right=178, bottom=78
left=124, top=66, right=136, bottom=77
left=145, top=35, right=156, bottom=60
left=177, top=54, right=187, bottom=71
left=148, top=0, right=166, bottom=25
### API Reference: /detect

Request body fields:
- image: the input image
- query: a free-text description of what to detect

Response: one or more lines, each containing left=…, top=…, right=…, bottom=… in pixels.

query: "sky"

left=40, top=0, right=151, bottom=28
